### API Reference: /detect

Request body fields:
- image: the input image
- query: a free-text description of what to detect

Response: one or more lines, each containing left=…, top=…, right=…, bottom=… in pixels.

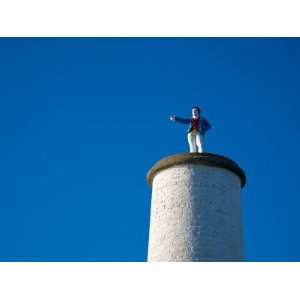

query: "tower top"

left=147, top=152, right=246, bottom=188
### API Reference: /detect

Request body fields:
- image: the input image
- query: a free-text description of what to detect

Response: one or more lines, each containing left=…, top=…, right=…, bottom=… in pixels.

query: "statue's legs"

left=188, top=131, right=204, bottom=153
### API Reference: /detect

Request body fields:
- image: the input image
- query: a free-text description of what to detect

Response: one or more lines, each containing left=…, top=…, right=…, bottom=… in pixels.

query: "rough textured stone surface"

left=147, top=156, right=245, bottom=262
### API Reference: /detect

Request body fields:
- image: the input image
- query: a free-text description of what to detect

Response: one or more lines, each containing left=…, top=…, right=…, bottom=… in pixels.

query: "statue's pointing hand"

left=170, top=115, right=176, bottom=121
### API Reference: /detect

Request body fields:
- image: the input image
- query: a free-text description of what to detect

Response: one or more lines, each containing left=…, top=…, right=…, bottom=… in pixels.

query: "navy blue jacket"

left=174, top=116, right=212, bottom=136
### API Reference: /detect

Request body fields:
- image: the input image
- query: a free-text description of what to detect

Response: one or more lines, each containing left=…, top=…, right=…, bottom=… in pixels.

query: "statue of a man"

left=170, top=106, right=211, bottom=153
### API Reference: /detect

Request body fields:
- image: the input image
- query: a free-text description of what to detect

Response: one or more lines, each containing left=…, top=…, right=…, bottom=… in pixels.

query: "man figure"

left=170, top=106, right=211, bottom=153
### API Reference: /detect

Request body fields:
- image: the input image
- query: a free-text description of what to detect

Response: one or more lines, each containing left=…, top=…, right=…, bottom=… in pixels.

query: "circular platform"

left=147, top=152, right=246, bottom=188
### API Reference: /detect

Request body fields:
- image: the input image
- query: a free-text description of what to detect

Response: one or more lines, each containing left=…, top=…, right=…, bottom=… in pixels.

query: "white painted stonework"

left=147, top=164, right=244, bottom=262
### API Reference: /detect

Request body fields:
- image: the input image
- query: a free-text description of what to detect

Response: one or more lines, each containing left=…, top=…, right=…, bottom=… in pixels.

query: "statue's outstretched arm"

left=170, top=115, right=191, bottom=124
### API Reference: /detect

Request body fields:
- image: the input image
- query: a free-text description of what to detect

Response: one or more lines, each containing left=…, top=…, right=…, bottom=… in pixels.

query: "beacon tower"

left=147, top=153, right=246, bottom=262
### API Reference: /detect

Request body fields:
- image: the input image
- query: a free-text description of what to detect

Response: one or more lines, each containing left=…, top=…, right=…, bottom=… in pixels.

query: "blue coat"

left=174, top=116, right=212, bottom=136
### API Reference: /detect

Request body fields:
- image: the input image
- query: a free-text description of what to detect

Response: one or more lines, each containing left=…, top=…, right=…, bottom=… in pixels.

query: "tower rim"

left=147, top=152, right=246, bottom=188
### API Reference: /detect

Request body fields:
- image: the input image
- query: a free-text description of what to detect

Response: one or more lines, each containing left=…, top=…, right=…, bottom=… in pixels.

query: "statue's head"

left=192, top=106, right=201, bottom=118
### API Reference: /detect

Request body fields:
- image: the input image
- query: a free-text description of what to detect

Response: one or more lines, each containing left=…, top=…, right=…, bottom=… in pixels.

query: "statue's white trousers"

left=187, top=131, right=204, bottom=153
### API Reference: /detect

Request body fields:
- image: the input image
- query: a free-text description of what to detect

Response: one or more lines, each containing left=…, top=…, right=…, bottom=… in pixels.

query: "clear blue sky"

left=0, top=38, right=299, bottom=261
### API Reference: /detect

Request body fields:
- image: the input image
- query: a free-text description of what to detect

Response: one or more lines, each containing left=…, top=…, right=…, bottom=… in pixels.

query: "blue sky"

left=0, top=38, right=299, bottom=261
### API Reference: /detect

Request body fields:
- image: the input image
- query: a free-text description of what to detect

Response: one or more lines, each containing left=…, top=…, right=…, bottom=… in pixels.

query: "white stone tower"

left=147, top=153, right=246, bottom=262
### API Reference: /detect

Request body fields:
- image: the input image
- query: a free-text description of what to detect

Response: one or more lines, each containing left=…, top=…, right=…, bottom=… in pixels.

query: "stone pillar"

left=147, top=153, right=246, bottom=262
